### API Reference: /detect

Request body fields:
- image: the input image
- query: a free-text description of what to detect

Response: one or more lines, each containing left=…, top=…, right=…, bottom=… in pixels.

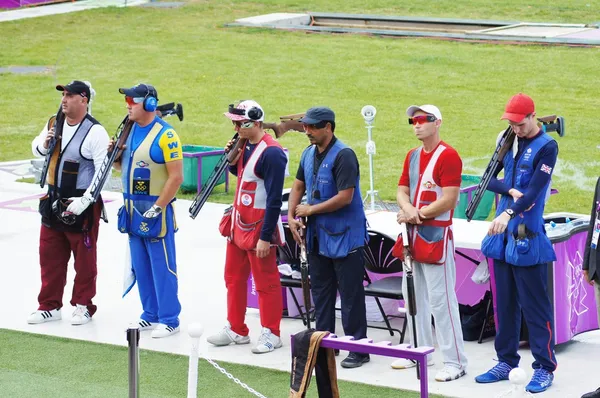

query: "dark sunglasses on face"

left=408, top=115, right=437, bottom=125
left=302, top=120, right=328, bottom=130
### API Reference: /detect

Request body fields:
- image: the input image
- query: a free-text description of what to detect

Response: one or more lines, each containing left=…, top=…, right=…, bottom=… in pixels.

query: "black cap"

left=56, top=80, right=91, bottom=100
left=118, top=83, right=158, bottom=101
left=299, top=107, right=335, bottom=124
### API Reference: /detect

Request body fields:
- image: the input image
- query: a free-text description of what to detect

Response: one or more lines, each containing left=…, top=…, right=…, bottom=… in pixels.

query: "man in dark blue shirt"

left=476, top=93, right=559, bottom=393
left=287, top=107, right=370, bottom=369
left=207, top=100, right=288, bottom=354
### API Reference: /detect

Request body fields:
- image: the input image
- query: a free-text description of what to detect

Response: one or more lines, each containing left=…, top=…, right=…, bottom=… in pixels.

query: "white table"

left=366, top=210, right=491, bottom=250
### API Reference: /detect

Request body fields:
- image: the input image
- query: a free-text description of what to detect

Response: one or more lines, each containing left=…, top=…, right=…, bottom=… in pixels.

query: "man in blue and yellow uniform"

left=476, top=93, right=558, bottom=393
left=114, top=83, right=184, bottom=338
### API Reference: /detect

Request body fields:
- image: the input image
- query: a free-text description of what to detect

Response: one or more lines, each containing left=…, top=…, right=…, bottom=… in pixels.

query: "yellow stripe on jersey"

left=158, top=128, right=183, bottom=163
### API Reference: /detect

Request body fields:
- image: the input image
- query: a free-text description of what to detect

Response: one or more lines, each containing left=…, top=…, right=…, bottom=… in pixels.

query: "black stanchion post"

left=127, top=327, right=140, bottom=398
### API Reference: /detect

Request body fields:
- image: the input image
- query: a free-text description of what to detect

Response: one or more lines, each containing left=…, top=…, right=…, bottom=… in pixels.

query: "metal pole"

left=127, top=327, right=140, bottom=398
left=366, top=123, right=375, bottom=212
left=187, top=323, right=204, bottom=398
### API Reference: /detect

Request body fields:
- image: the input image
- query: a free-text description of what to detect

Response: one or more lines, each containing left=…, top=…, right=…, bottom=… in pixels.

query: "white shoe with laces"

left=207, top=323, right=250, bottom=346
left=151, top=324, right=180, bottom=338
left=435, top=365, right=466, bottom=382
left=391, top=357, right=434, bottom=369
left=137, top=319, right=158, bottom=331
left=251, top=327, right=282, bottom=354
left=27, top=308, right=62, bottom=324
left=71, top=304, right=92, bottom=325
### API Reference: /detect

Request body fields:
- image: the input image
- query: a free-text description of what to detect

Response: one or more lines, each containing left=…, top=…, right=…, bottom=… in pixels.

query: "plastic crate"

left=455, top=174, right=495, bottom=221
left=182, top=145, right=228, bottom=193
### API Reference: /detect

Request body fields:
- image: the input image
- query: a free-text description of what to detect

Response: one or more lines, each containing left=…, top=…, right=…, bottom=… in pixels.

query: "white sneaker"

left=27, top=308, right=61, bottom=324
left=391, top=357, right=434, bottom=369
left=251, top=327, right=282, bottom=354
left=207, top=324, right=250, bottom=346
left=71, top=304, right=92, bottom=325
left=137, top=319, right=158, bottom=331
left=435, top=365, right=466, bottom=382
left=151, top=324, right=180, bottom=338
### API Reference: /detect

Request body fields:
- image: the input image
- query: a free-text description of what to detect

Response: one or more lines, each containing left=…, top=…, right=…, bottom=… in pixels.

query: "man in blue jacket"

left=476, top=93, right=558, bottom=393
left=287, top=107, right=370, bottom=368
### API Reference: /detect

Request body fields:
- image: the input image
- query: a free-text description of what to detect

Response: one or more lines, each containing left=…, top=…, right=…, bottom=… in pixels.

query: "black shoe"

left=582, top=388, right=600, bottom=398
left=340, top=352, right=370, bottom=369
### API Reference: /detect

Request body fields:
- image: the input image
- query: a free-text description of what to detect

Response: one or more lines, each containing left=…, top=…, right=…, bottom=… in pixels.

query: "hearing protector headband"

left=228, top=103, right=263, bottom=121
left=139, top=83, right=158, bottom=113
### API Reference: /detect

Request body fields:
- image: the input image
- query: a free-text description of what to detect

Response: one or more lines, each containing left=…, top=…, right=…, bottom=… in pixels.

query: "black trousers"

left=308, top=247, right=367, bottom=341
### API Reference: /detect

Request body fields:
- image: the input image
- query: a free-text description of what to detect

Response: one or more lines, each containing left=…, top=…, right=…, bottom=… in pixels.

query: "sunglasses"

left=125, top=96, right=145, bottom=106
left=408, top=115, right=437, bottom=125
left=233, top=121, right=255, bottom=129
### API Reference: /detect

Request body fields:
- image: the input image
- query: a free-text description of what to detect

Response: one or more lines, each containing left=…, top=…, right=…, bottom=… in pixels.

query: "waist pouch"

left=233, top=211, right=263, bottom=251
left=118, top=205, right=166, bottom=239
left=219, top=206, right=233, bottom=238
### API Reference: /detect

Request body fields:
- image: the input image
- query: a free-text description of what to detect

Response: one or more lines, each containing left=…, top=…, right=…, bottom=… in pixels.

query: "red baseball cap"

left=501, top=93, right=535, bottom=123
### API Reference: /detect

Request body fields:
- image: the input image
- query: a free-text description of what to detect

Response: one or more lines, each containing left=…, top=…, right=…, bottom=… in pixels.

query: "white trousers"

left=402, top=239, right=468, bottom=370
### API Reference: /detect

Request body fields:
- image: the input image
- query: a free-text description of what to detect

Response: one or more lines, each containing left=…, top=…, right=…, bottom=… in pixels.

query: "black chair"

left=277, top=223, right=313, bottom=326
left=362, top=229, right=407, bottom=343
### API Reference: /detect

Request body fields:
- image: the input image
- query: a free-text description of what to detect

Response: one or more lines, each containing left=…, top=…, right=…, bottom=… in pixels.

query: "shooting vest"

left=481, top=132, right=557, bottom=266
left=229, top=133, right=285, bottom=250
left=405, top=144, right=453, bottom=265
left=118, top=117, right=176, bottom=239
left=40, top=114, right=99, bottom=231
left=301, top=139, right=368, bottom=259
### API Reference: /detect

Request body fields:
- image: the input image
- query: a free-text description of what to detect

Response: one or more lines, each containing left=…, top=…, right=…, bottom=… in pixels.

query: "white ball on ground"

left=509, top=367, right=527, bottom=385
left=188, top=323, right=204, bottom=338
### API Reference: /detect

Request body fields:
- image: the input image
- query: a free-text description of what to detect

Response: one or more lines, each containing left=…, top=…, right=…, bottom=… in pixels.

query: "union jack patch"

left=540, top=164, right=552, bottom=174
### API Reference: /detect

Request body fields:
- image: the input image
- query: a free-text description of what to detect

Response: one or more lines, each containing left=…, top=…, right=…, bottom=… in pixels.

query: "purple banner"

left=246, top=274, right=288, bottom=310
left=553, top=231, right=599, bottom=344
left=0, top=0, right=60, bottom=9
left=490, top=230, right=599, bottom=345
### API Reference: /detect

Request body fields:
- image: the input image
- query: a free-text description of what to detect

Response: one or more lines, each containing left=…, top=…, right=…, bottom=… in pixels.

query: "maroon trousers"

left=37, top=202, right=101, bottom=316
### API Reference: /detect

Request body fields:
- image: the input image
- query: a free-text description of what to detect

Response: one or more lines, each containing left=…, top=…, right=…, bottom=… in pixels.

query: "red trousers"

left=37, top=202, right=101, bottom=316
left=225, top=240, right=283, bottom=337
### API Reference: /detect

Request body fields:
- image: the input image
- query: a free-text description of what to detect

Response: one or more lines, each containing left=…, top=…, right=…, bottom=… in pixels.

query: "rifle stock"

left=39, top=106, right=64, bottom=188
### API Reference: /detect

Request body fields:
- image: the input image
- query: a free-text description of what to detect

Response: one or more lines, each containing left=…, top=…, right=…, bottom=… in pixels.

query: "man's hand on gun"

left=66, top=193, right=93, bottom=215
left=288, top=217, right=305, bottom=245
left=44, top=127, right=55, bottom=149
left=401, top=205, right=422, bottom=225
left=224, top=139, right=242, bottom=164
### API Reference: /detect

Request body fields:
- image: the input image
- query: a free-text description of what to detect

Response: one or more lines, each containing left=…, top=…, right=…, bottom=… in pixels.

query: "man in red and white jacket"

left=391, top=104, right=468, bottom=382
left=207, top=100, right=287, bottom=354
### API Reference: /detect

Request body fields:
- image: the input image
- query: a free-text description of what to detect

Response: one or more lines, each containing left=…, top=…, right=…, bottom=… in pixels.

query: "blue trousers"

left=493, top=259, right=557, bottom=372
left=308, top=248, right=367, bottom=340
left=130, top=231, right=181, bottom=328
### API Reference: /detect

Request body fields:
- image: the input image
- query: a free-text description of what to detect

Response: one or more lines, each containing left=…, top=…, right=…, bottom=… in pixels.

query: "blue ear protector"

left=141, top=84, right=158, bottom=112
left=228, top=103, right=263, bottom=121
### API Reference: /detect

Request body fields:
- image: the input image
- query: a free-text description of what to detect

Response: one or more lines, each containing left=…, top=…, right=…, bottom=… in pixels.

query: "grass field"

left=1, top=0, right=600, bottom=213
left=0, top=329, right=444, bottom=398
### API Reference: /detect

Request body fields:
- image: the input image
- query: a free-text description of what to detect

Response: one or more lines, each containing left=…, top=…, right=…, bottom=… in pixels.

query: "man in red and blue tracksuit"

left=476, top=93, right=558, bottom=393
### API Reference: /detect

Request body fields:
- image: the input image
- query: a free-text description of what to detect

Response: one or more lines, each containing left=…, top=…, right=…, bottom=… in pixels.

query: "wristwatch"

left=504, top=209, right=515, bottom=219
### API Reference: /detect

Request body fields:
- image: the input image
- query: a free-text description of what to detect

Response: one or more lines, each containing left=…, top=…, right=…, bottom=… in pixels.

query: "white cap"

left=406, top=104, right=442, bottom=120
left=224, top=100, right=265, bottom=122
